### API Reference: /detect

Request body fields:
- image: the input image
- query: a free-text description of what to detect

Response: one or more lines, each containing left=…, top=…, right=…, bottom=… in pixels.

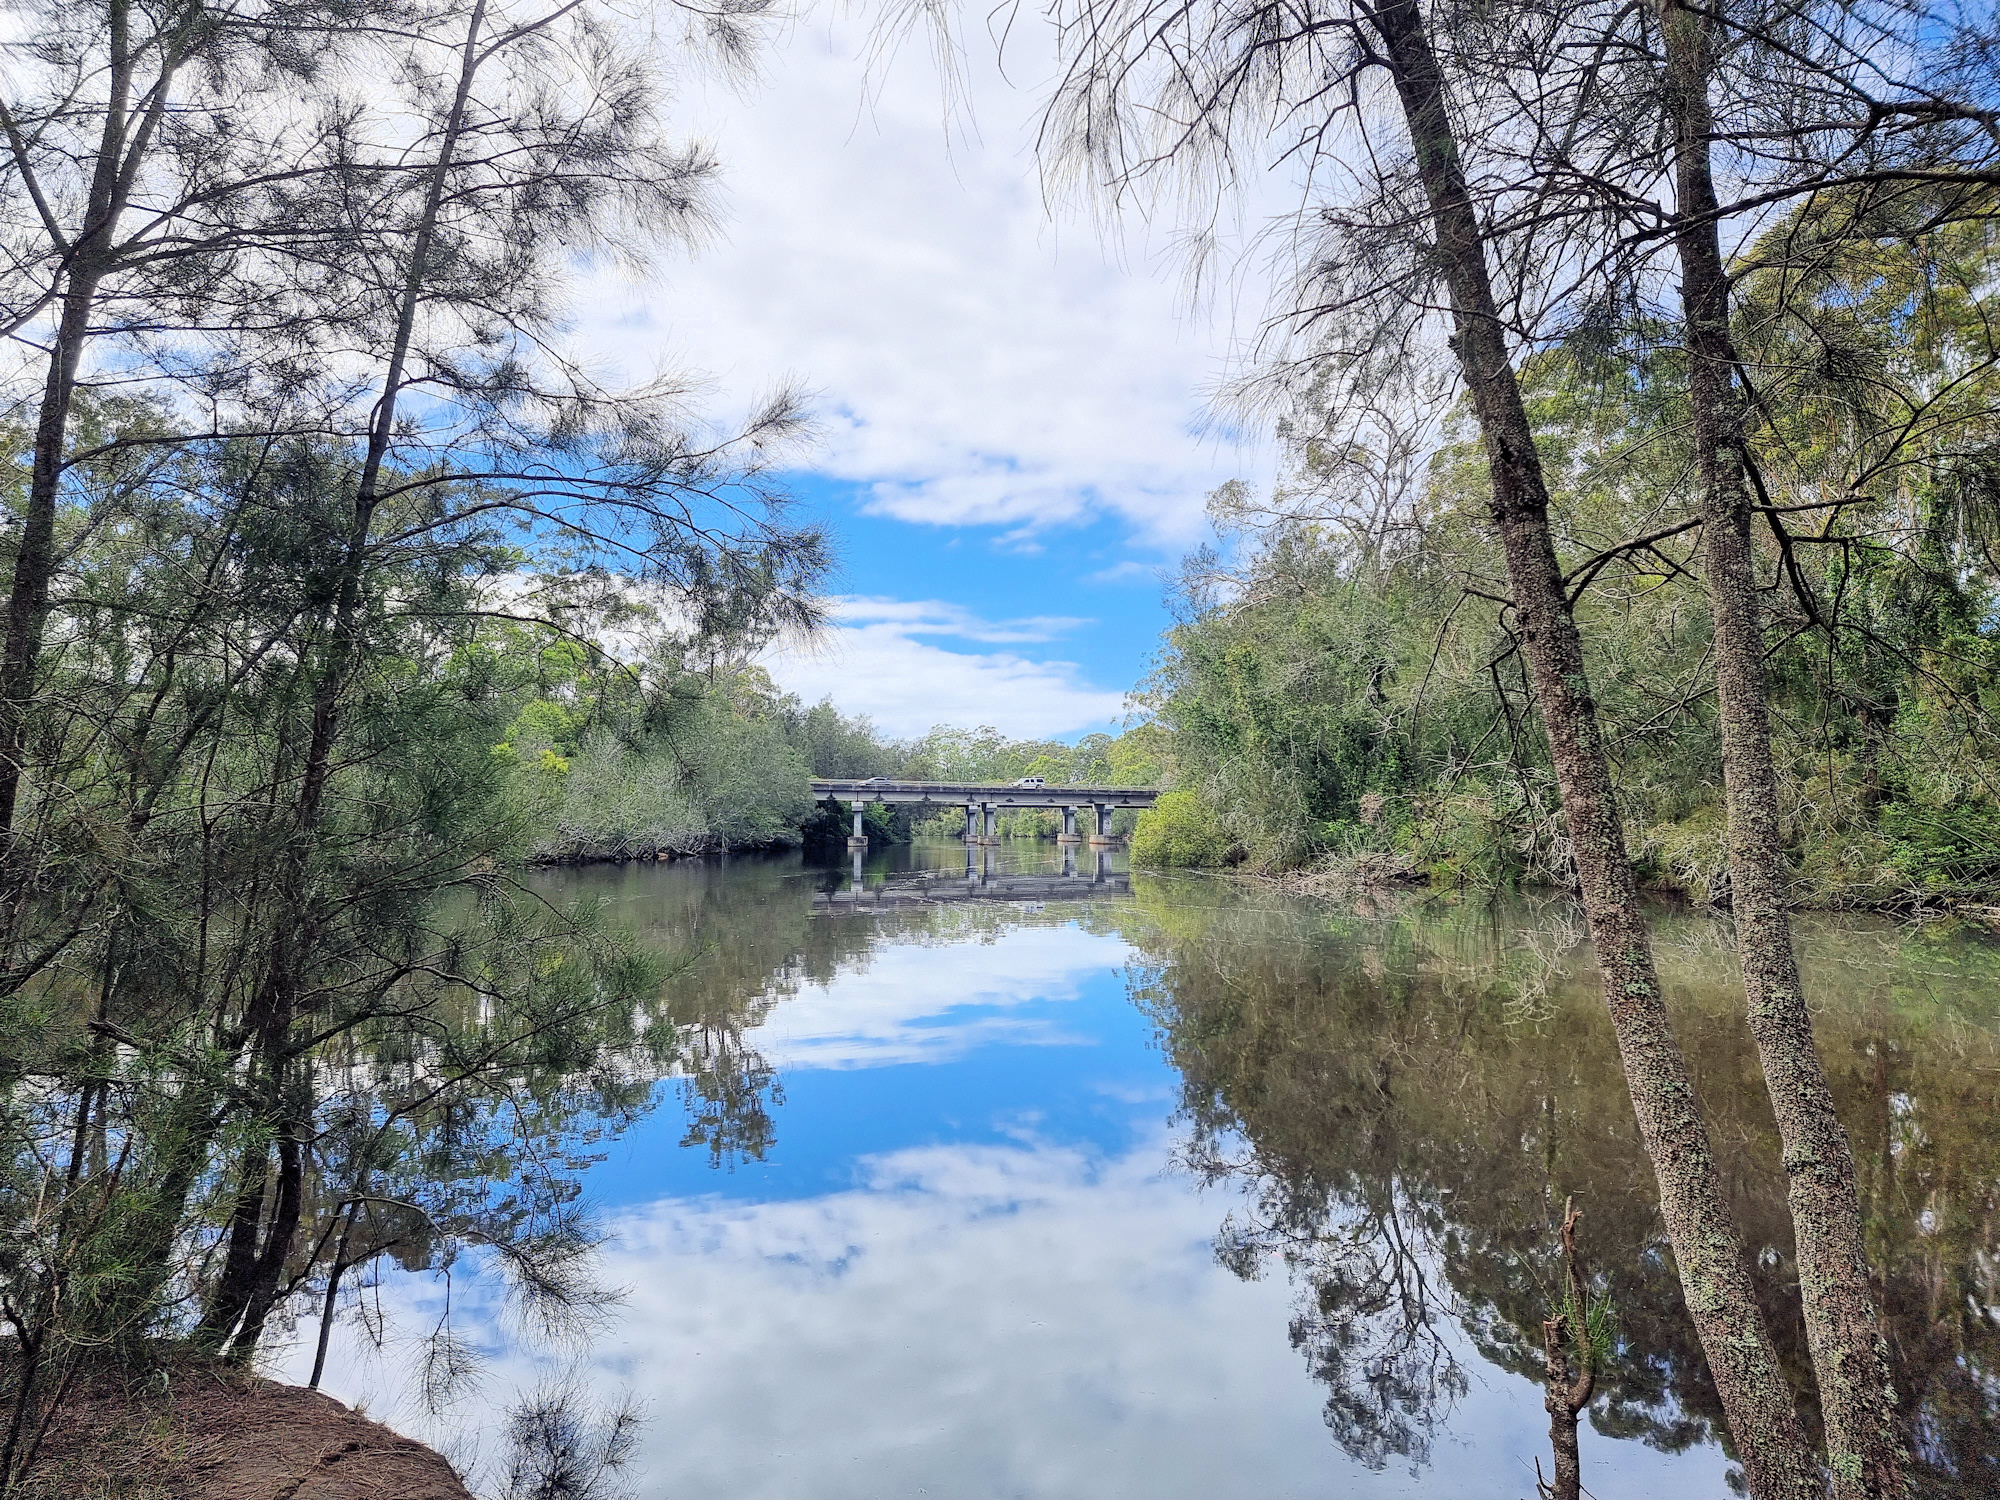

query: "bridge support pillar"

left=847, top=802, right=868, bottom=851
left=963, top=804, right=978, bottom=843
left=980, top=803, right=999, bottom=844
left=1087, top=801, right=1119, bottom=847
left=1057, top=805, right=1081, bottom=844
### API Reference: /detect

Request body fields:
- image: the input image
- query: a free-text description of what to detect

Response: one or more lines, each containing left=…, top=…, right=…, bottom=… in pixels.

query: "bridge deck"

left=810, top=779, right=1160, bottom=810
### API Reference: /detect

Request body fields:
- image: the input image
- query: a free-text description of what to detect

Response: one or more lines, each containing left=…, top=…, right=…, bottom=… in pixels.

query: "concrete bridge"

left=811, top=778, right=1161, bottom=849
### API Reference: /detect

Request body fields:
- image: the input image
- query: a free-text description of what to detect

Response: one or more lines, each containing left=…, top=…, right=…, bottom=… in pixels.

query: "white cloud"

left=288, top=1135, right=1735, bottom=1500
left=571, top=8, right=1281, bottom=547
left=755, top=922, right=1131, bottom=1069
left=761, top=597, right=1127, bottom=738
left=1082, top=559, right=1164, bottom=586
left=828, top=596, right=1093, bottom=644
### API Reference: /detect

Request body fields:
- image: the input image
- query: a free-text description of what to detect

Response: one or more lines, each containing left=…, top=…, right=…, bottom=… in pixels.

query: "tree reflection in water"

left=1122, top=879, right=2000, bottom=1492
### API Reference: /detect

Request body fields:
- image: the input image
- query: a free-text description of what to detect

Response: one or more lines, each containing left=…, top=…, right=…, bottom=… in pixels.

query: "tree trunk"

left=210, top=2, right=492, bottom=1366
left=1538, top=1201, right=1594, bottom=1500
left=0, top=0, right=157, bottom=837
left=1357, top=2, right=1820, bottom=1494
left=1540, top=1317, right=1583, bottom=1500
left=0, top=270, right=104, bottom=840
left=1659, top=5, right=1907, bottom=1494
left=309, top=1197, right=363, bottom=1390
left=194, top=1144, right=270, bottom=1351
left=229, top=1127, right=303, bottom=1361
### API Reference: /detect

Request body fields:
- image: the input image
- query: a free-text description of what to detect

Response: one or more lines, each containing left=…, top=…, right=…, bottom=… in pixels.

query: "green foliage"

left=1146, top=200, right=2000, bottom=904
left=1878, top=804, right=2000, bottom=889
left=0, top=0, right=852, bottom=1461
left=1563, top=1283, right=1620, bottom=1375
left=903, top=723, right=1123, bottom=785
left=777, top=697, right=901, bottom=779
left=518, top=663, right=818, bottom=861
left=1132, top=790, right=1235, bottom=867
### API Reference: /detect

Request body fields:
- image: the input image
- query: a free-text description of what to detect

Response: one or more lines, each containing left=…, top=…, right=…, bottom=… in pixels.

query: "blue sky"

left=561, top=12, right=1280, bottom=739
left=767, top=473, right=1183, bottom=738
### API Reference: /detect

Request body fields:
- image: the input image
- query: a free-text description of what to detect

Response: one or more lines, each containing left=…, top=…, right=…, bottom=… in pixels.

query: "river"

left=282, top=839, right=2000, bottom=1498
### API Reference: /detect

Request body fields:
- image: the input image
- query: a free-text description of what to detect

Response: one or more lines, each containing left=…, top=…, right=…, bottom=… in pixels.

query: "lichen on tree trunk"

left=1659, top=4, right=1908, bottom=1494
left=1354, top=1, right=1821, bottom=1493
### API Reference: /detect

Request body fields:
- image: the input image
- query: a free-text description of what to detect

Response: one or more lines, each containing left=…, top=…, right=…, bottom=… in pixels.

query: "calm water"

left=284, top=840, right=2000, bottom=1498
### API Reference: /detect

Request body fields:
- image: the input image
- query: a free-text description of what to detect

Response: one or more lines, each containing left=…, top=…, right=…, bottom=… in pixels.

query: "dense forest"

left=0, top=0, right=1995, bottom=1491
left=1131, top=203, right=2000, bottom=909
left=497, top=667, right=1165, bottom=859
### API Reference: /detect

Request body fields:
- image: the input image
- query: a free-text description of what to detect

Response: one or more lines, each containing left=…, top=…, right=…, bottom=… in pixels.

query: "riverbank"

left=1233, top=847, right=2000, bottom=919
left=522, top=794, right=928, bottom=864
left=15, top=1356, right=470, bottom=1500
left=528, top=837, right=790, bottom=864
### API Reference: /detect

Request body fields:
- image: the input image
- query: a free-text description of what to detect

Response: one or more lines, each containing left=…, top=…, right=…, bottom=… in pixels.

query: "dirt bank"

left=19, top=1362, right=471, bottom=1500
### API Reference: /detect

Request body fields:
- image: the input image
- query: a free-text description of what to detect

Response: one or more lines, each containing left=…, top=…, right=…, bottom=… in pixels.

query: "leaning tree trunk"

left=1660, top=5, right=1906, bottom=1495
left=194, top=1142, right=272, bottom=1350
left=1356, top=2, right=1820, bottom=1494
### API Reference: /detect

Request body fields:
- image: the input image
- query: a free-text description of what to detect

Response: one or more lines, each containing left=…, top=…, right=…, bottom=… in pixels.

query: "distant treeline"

left=523, top=665, right=1167, bottom=861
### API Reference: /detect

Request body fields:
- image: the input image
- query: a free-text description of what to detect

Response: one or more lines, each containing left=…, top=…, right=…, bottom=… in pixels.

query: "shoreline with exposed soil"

left=16, top=1357, right=470, bottom=1500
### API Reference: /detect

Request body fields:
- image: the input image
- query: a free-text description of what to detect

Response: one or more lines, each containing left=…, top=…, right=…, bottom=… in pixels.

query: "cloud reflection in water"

left=283, top=894, right=1734, bottom=1499
left=756, top=924, right=1131, bottom=1071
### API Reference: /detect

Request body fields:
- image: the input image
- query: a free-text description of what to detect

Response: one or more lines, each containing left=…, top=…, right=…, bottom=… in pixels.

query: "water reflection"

left=285, top=847, right=2000, bottom=1497
left=817, top=843, right=1131, bottom=910
left=1121, top=884, right=2000, bottom=1491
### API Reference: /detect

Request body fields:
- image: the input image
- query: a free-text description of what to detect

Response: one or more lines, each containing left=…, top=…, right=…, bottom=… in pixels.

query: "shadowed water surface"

left=283, top=840, right=2000, bottom=1498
